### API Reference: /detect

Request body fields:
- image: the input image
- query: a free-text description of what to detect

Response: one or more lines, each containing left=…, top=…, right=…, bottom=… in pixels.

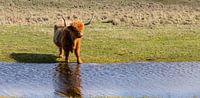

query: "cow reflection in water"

left=53, top=63, right=82, bottom=98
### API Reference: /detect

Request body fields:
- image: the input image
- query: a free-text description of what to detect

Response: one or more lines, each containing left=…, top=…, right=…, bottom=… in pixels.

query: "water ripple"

left=0, top=62, right=200, bottom=98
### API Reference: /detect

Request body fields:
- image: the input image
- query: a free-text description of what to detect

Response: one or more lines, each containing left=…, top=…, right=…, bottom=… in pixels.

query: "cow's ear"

left=67, top=26, right=74, bottom=31
left=63, top=27, right=68, bottom=32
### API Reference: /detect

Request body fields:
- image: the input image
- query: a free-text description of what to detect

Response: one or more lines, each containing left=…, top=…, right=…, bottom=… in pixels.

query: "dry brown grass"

left=0, top=0, right=200, bottom=27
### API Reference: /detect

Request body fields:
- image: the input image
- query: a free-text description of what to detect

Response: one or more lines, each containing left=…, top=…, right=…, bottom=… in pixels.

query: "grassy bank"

left=0, top=24, right=200, bottom=63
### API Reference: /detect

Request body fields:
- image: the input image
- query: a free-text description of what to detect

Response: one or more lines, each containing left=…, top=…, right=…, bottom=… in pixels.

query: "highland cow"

left=54, top=15, right=93, bottom=64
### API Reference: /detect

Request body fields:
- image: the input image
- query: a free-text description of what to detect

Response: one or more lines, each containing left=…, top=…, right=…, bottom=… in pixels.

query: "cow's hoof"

left=59, top=54, right=65, bottom=59
left=77, top=59, right=83, bottom=64
left=64, top=58, right=69, bottom=63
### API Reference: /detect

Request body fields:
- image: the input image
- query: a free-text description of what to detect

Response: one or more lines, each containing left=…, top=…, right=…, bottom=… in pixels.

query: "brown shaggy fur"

left=54, top=19, right=84, bottom=64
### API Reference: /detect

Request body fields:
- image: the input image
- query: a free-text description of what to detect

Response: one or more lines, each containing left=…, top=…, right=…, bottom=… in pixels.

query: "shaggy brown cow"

left=54, top=16, right=93, bottom=64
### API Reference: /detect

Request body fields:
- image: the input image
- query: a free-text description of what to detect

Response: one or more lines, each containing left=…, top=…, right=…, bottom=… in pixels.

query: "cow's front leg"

left=64, top=49, right=70, bottom=63
left=75, top=48, right=83, bottom=64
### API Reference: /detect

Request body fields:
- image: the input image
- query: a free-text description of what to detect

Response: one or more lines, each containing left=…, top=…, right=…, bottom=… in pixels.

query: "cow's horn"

left=84, top=14, right=94, bottom=25
left=61, top=16, right=66, bottom=27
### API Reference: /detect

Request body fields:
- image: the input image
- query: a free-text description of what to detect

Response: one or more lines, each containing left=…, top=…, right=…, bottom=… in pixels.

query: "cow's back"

left=54, top=26, right=64, bottom=47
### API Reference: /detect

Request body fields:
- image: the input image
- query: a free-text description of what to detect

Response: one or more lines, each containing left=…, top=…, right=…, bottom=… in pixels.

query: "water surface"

left=0, top=62, right=200, bottom=98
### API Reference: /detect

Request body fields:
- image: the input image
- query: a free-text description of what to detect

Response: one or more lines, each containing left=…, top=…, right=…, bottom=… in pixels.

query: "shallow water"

left=0, top=62, right=200, bottom=98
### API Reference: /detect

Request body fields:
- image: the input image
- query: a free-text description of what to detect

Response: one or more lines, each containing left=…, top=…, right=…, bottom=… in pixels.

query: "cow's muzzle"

left=76, top=32, right=83, bottom=38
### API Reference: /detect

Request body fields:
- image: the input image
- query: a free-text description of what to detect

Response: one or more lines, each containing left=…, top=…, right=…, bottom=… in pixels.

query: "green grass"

left=0, top=24, right=200, bottom=63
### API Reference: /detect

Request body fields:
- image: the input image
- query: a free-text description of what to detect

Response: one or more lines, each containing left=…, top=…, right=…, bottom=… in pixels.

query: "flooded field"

left=0, top=62, right=200, bottom=98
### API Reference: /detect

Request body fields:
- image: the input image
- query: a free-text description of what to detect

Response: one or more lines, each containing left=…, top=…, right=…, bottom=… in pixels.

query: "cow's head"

left=63, top=14, right=94, bottom=39
left=67, top=19, right=84, bottom=38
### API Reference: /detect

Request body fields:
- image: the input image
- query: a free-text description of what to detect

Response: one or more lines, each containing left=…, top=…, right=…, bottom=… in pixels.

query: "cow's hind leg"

left=59, top=47, right=65, bottom=59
